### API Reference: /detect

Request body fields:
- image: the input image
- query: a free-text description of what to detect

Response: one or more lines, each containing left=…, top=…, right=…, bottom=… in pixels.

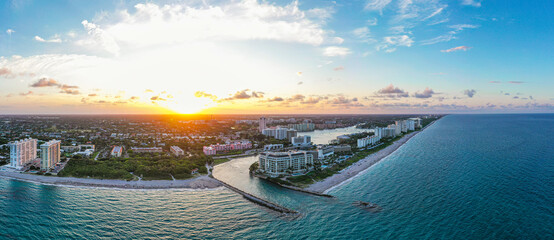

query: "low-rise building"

left=203, top=146, right=216, bottom=156
left=264, top=144, right=284, bottom=151
left=203, top=140, right=252, bottom=155
left=111, top=146, right=123, bottom=157
left=131, top=147, right=163, bottom=153
left=170, top=146, right=185, bottom=156
left=258, top=151, right=313, bottom=177
left=333, top=145, right=352, bottom=153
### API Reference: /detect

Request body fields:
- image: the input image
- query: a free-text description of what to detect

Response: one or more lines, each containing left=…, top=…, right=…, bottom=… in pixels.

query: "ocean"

left=1, top=114, right=552, bottom=239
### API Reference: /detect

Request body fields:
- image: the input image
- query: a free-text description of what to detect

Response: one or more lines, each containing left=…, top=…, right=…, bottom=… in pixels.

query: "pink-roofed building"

left=203, top=141, right=252, bottom=155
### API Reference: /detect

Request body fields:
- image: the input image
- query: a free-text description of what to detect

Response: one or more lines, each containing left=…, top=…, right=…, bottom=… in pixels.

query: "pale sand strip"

left=0, top=171, right=222, bottom=190
left=305, top=121, right=437, bottom=193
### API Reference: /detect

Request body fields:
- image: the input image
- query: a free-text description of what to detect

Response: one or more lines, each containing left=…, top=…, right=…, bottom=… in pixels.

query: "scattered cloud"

left=421, top=24, right=478, bottom=45
left=88, top=93, right=98, bottom=97
left=365, top=0, right=393, bottom=11
left=464, top=89, right=476, bottom=98
left=30, top=77, right=80, bottom=95
left=6, top=29, right=15, bottom=35
left=489, top=81, right=502, bottom=83
left=334, top=66, right=344, bottom=71
left=508, top=81, right=525, bottom=84
left=441, top=46, right=472, bottom=52
left=323, top=46, right=351, bottom=57
left=367, top=18, right=378, bottom=26
left=267, top=97, right=284, bottom=102
left=378, top=35, right=413, bottom=52
left=194, top=91, right=217, bottom=100
left=60, top=89, right=80, bottom=95
left=302, top=96, right=322, bottom=105
left=461, top=0, right=482, bottom=7
left=30, top=78, right=60, bottom=87
left=414, top=87, right=435, bottom=98
left=19, top=91, right=33, bottom=96
left=297, top=81, right=303, bottom=85
left=352, top=27, right=371, bottom=40
left=34, top=35, right=62, bottom=43
left=150, top=96, right=166, bottom=101
left=376, top=84, right=409, bottom=98
left=327, top=96, right=364, bottom=108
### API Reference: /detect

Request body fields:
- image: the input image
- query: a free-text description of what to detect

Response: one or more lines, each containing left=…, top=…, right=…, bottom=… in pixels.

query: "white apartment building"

left=409, top=118, right=422, bottom=128
left=8, top=138, right=38, bottom=170
left=388, top=124, right=402, bottom=136
left=395, top=120, right=408, bottom=133
left=262, top=127, right=290, bottom=140
left=357, top=135, right=381, bottom=148
left=291, top=135, right=311, bottom=146
left=258, top=151, right=313, bottom=177
left=40, top=140, right=61, bottom=171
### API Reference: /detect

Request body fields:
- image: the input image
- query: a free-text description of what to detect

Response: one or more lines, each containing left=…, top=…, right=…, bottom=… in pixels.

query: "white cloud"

left=422, top=7, right=444, bottom=21
left=377, top=35, right=413, bottom=52
left=323, top=46, right=351, bottom=57
left=6, top=29, right=15, bottom=35
left=384, top=35, right=413, bottom=46
left=80, top=20, right=120, bottom=56
left=365, top=0, right=393, bottom=11
left=421, top=24, right=478, bottom=45
left=352, top=27, right=371, bottom=39
left=34, top=35, right=62, bottom=43
left=449, top=24, right=478, bottom=31
left=367, top=18, right=378, bottom=26
left=441, top=46, right=472, bottom=52
left=331, top=37, right=344, bottom=44
left=85, top=1, right=335, bottom=50
left=461, top=0, right=481, bottom=7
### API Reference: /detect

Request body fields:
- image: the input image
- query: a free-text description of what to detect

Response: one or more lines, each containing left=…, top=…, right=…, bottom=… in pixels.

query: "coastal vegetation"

left=59, top=154, right=209, bottom=180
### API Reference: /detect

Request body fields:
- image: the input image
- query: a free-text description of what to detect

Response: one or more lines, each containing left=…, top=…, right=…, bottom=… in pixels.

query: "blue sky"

left=0, top=0, right=552, bottom=114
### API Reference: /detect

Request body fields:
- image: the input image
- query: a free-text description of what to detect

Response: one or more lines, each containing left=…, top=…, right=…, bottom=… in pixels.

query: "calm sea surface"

left=1, top=114, right=553, bottom=239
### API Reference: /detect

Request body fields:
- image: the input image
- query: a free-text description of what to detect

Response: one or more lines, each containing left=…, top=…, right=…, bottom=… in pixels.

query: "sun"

left=164, top=97, right=214, bottom=114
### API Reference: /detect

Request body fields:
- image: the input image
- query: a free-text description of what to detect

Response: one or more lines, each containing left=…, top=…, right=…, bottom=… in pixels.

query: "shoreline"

left=305, top=120, right=438, bottom=193
left=0, top=170, right=223, bottom=190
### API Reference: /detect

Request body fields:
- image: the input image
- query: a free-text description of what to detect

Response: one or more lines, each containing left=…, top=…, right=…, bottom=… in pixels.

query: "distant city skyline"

left=0, top=0, right=553, bottom=114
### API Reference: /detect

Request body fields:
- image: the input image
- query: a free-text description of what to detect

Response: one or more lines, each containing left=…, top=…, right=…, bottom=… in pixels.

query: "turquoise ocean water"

left=1, top=114, right=552, bottom=239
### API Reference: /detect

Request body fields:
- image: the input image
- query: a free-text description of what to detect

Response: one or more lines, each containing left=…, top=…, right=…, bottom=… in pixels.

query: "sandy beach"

left=0, top=170, right=222, bottom=190
left=305, top=121, right=437, bottom=193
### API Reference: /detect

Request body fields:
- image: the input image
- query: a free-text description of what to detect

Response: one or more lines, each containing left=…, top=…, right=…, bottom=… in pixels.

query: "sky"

left=0, top=0, right=553, bottom=114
